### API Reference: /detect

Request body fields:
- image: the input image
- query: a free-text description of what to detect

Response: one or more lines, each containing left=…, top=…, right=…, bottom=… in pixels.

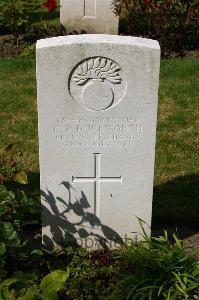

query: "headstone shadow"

left=152, top=174, right=199, bottom=239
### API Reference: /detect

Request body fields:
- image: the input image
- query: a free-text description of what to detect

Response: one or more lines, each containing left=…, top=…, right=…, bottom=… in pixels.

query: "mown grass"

left=156, top=59, right=199, bottom=184
left=154, top=59, right=199, bottom=229
left=0, top=57, right=198, bottom=229
left=0, top=58, right=38, bottom=172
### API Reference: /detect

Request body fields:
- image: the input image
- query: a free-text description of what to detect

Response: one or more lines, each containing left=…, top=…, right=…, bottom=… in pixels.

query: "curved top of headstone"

left=36, top=35, right=160, bottom=51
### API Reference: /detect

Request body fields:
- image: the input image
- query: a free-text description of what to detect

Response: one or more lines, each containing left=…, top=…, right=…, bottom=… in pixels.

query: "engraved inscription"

left=69, top=57, right=127, bottom=111
left=54, top=115, right=143, bottom=148
left=72, top=153, right=122, bottom=217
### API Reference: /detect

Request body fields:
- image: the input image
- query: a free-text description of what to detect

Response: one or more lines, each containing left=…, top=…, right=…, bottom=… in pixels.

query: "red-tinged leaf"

left=0, top=174, right=6, bottom=183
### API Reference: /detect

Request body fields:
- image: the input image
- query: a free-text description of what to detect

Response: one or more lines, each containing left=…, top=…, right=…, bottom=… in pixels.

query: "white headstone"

left=36, top=35, right=160, bottom=250
left=60, top=0, right=118, bottom=34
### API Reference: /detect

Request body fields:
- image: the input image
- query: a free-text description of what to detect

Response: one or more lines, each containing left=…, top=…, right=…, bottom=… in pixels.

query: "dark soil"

left=0, top=35, right=24, bottom=57
left=0, top=32, right=199, bottom=58
left=169, top=49, right=199, bottom=59
left=0, top=27, right=61, bottom=57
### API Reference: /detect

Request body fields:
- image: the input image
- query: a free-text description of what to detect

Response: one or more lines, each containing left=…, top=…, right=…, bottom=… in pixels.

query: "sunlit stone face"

left=36, top=35, right=160, bottom=250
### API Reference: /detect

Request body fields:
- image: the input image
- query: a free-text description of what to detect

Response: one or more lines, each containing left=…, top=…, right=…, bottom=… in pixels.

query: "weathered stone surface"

left=184, top=234, right=199, bottom=259
left=60, top=0, right=118, bottom=34
left=36, top=35, right=160, bottom=250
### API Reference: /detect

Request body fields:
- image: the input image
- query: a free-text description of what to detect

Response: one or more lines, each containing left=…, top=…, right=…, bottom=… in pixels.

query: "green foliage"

left=0, top=0, right=42, bottom=36
left=0, top=185, right=41, bottom=283
left=0, top=277, right=19, bottom=300
left=20, top=44, right=36, bottom=59
left=0, top=163, right=198, bottom=300
left=40, top=270, right=70, bottom=300
left=60, top=228, right=199, bottom=299
left=0, top=144, right=28, bottom=185
left=109, top=228, right=199, bottom=299
left=62, top=248, right=121, bottom=299
left=112, top=0, right=199, bottom=54
left=0, top=271, right=41, bottom=299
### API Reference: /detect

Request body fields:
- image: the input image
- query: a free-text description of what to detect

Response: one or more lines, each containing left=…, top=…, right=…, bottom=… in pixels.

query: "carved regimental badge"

left=69, top=57, right=127, bottom=111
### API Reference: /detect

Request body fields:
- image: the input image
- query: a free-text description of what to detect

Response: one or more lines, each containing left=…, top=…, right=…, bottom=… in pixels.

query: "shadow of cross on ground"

left=41, top=181, right=123, bottom=251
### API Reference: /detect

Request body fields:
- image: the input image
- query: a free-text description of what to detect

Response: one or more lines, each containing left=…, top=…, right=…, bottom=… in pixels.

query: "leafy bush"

left=0, top=144, right=28, bottom=185
left=61, top=248, right=120, bottom=299
left=112, top=0, right=199, bottom=55
left=40, top=269, right=70, bottom=300
left=1, top=215, right=198, bottom=299
left=110, top=231, right=199, bottom=299
left=20, top=43, right=36, bottom=58
left=0, top=0, right=42, bottom=37
left=61, top=227, right=199, bottom=299
left=0, top=183, right=198, bottom=299
left=0, top=185, right=41, bottom=282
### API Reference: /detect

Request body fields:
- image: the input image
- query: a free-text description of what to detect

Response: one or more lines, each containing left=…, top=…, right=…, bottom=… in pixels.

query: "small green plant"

left=0, top=0, right=42, bottom=37
left=109, top=220, right=199, bottom=299
left=20, top=43, right=36, bottom=58
left=0, top=185, right=41, bottom=282
left=61, top=248, right=120, bottom=299
left=0, top=144, right=28, bottom=185
left=40, top=269, right=70, bottom=300
left=0, top=277, right=20, bottom=299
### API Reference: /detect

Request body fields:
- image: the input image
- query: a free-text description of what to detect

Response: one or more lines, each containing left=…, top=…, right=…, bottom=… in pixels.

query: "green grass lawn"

left=0, top=57, right=198, bottom=229
left=156, top=59, right=199, bottom=184
left=0, top=58, right=38, bottom=172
